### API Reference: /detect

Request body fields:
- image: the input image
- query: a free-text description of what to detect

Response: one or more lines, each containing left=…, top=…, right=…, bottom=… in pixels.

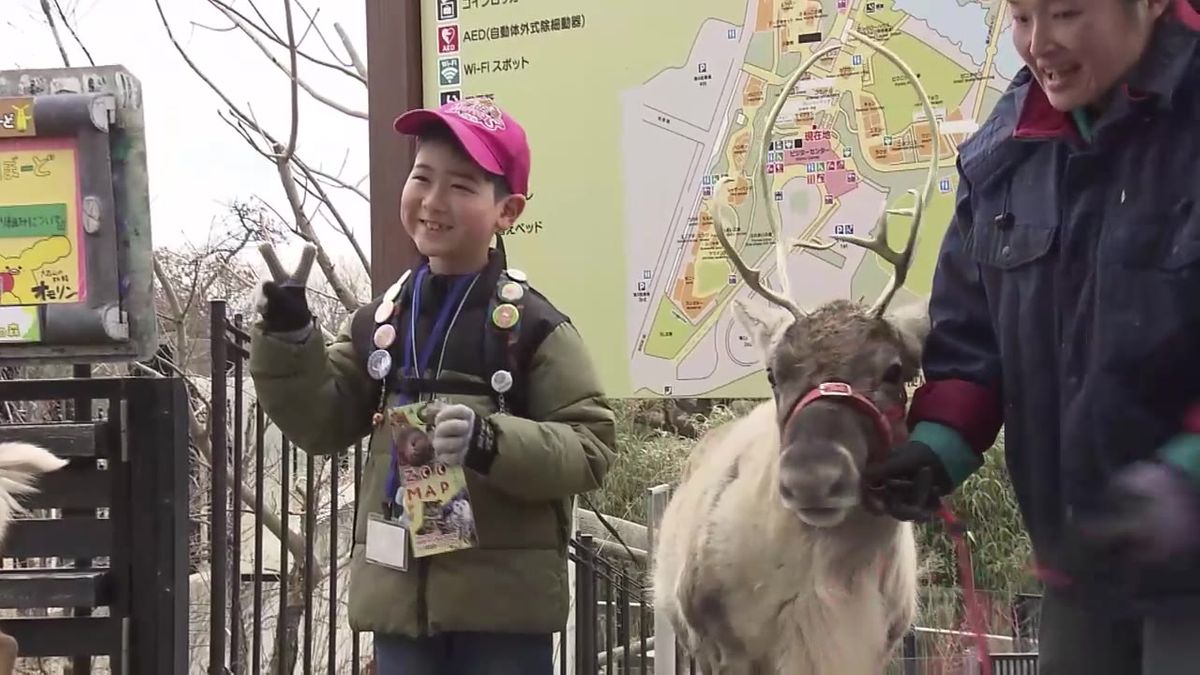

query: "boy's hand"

left=256, top=242, right=316, bottom=333
left=427, top=402, right=496, bottom=468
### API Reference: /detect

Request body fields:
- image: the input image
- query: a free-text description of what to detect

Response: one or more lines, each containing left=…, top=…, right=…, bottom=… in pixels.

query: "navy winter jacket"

left=908, top=1, right=1200, bottom=615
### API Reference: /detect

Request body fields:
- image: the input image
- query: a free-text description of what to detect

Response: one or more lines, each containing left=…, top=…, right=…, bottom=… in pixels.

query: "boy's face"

left=400, top=137, right=525, bottom=274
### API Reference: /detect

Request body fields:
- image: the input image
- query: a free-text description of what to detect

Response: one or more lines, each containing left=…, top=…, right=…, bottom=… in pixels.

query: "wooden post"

left=365, top=0, right=424, bottom=296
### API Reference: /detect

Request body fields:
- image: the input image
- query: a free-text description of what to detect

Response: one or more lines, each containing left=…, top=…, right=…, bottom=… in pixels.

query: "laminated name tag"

left=365, top=513, right=409, bottom=572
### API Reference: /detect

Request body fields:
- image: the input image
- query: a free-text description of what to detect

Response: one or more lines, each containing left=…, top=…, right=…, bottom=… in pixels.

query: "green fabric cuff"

left=248, top=320, right=325, bottom=376
left=910, top=421, right=983, bottom=488
left=1160, top=433, right=1200, bottom=487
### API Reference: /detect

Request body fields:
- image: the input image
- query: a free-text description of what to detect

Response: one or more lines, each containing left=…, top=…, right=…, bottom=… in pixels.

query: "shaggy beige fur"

left=652, top=402, right=917, bottom=674
left=651, top=298, right=927, bottom=675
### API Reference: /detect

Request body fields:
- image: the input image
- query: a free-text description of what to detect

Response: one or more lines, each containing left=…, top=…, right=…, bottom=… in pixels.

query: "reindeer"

left=651, top=29, right=941, bottom=675
left=0, top=442, right=69, bottom=673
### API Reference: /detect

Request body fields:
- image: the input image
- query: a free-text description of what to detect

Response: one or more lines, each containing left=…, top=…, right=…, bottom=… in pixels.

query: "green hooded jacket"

left=248, top=254, right=617, bottom=637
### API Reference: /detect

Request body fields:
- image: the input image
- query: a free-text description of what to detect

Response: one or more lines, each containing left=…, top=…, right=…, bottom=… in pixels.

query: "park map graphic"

left=421, top=0, right=1017, bottom=398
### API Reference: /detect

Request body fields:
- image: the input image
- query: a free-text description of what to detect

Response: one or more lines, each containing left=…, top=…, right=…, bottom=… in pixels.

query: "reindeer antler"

left=794, top=29, right=941, bottom=319
left=711, top=180, right=804, bottom=321
left=710, top=41, right=843, bottom=321
left=714, top=29, right=940, bottom=321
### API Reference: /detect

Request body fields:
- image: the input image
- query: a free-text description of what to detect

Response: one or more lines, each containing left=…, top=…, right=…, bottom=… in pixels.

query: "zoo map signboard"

left=420, top=0, right=1019, bottom=398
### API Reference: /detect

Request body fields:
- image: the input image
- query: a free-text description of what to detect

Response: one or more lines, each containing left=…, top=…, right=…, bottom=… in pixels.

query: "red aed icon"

left=438, top=25, right=459, bottom=54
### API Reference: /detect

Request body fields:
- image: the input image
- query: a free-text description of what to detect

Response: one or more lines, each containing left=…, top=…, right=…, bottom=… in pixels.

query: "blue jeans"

left=373, top=632, right=553, bottom=675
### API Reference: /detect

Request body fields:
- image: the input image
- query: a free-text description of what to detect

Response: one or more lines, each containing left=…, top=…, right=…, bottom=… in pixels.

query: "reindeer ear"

left=883, top=300, right=930, bottom=360
left=731, top=297, right=795, bottom=361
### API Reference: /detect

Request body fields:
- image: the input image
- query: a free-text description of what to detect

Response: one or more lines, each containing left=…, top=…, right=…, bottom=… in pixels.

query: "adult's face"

left=1009, top=0, right=1169, bottom=111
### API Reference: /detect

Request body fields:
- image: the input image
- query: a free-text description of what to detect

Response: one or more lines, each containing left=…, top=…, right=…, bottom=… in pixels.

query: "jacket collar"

left=1013, top=0, right=1200, bottom=140
left=411, top=246, right=505, bottom=312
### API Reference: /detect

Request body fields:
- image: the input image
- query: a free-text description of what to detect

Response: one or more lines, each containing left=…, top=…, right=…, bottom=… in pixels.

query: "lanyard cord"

left=386, top=266, right=480, bottom=512
left=403, top=267, right=480, bottom=384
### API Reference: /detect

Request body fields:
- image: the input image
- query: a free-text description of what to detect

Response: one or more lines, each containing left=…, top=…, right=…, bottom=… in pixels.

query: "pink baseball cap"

left=393, top=96, right=531, bottom=196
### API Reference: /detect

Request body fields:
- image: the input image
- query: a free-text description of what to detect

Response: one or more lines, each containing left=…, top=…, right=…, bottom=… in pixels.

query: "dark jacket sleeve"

left=908, top=163, right=1005, bottom=455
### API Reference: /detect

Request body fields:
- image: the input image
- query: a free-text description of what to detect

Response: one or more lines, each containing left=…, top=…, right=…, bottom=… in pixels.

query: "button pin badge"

left=373, top=324, right=397, bottom=349
left=383, top=273, right=407, bottom=304
left=374, top=300, right=396, bottom=324
left=490, top=370, right=513, bottom=394
left=491, top=303, right=520, bottom=329
left=367, top=348, right=393, bottom=380
left=498, top=281, right=524, bottom=303
left=504, top=268, right=528, bottom=283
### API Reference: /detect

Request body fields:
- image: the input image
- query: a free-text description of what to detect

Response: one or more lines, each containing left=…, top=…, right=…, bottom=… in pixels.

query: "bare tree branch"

left=294, top=161, right=370, bottom=276
left=209, top=2, right=367, bottom=120
left=51, top=0, right=95, bottom=66
left=274, top=147, right=361, bottom=310
left=334, top=22, right=367, bottom=79
left=38, top=0, right=71, bottom=66
left=154, top=0, right=365, bottom=311
left=280, top=0, right=300, bottom=162
left=298, top=157, right=369, bottom=203
left=206, top=0, right=367, bottom=86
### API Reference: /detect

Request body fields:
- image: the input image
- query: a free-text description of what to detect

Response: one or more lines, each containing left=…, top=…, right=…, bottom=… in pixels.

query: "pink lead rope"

left=937, top=504, right=993, bottom=675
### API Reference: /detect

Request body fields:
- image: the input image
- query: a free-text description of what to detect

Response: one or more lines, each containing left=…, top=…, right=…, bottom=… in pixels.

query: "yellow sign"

left=0, top=138, right=85, bottom=306
left=0, top=97, right=35, bottom=138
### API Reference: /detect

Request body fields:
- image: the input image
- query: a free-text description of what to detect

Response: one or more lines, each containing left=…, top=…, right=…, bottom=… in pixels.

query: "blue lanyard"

left=386, top=265, right=477, bottom=510
left=400, top=266, right=475, bottom=389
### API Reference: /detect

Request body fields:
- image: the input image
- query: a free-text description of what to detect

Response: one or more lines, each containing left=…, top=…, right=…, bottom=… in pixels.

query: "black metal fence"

left=201, top=299, right=1041, bottom=674
left=0, top=371, right=189, bottom=674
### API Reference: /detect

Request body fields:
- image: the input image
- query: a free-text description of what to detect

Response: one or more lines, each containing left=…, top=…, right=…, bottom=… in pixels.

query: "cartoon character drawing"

left=0, top=236, right=71, bottom=305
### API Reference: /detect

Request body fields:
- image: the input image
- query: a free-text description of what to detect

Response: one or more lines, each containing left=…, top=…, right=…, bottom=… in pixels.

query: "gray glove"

left=426, top=402, right=496, bottom=470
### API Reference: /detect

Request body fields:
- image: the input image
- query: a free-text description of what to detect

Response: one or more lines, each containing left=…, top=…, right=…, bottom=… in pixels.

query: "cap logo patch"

left=447, top=96, right=506, bottom=132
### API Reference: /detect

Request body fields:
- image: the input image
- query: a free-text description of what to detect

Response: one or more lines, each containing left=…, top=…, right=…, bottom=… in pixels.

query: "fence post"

left=555, top=496, right=577, bottom=675
left=209, top=300, right=229, bottom=675
left=575, top=534, right=597, bottom=675
left=647, top=484, right=675, bottom=675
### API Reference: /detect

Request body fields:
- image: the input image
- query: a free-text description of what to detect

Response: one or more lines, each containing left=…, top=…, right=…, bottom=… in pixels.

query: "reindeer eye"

left=882, top=362, right=904, bottom=384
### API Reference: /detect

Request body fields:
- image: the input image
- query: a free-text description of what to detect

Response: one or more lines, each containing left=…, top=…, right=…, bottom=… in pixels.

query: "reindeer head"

left=715, top=29, right=940, bottom=528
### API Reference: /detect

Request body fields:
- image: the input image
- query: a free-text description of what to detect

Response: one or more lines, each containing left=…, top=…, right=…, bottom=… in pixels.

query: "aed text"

left=463, top=15, right=586, bottom=43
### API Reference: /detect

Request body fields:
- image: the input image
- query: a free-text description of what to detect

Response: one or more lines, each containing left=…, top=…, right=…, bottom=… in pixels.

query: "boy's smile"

left=400, top=135, right=525, bottom=275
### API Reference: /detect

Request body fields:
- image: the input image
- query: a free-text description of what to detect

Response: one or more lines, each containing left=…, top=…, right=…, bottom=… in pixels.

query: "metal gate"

left=0, top=372, right=189, bottom=673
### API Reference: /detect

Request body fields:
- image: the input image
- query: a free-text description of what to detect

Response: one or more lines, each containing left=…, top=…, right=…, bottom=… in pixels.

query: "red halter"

left=786, top=381, right=908, bottom=464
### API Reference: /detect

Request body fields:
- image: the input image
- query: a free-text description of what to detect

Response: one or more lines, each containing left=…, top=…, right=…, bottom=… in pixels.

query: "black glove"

left=256, top=243, right=316, bottom=333
left=861, top=440, right=955, bottom=522
left=259, top=280, right=312, bottom=333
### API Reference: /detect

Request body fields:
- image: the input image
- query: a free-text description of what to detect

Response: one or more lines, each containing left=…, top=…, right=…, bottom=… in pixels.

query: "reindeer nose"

left=780, top=444, right=858, bottom=506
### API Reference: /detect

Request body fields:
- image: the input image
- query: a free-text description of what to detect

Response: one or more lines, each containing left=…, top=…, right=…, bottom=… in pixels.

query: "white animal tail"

left=0, top=443, right=68, bottom=547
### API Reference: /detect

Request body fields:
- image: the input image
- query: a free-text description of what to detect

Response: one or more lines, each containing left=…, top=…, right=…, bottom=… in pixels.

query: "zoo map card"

left=0, top=135, right=86, bottom=306
left=400, top=461, right=478, bottom=558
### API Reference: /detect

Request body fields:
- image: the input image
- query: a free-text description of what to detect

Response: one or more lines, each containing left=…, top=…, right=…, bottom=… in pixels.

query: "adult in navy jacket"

left=864, top=0, right=1200, bottom=672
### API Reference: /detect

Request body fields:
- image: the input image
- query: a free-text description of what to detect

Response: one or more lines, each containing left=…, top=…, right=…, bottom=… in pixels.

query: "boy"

left=248, top=96, right=617, bottom=675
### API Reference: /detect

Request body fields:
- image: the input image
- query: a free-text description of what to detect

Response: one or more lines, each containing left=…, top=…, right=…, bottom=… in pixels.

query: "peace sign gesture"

left=256, top=242, right=317, bottom=333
